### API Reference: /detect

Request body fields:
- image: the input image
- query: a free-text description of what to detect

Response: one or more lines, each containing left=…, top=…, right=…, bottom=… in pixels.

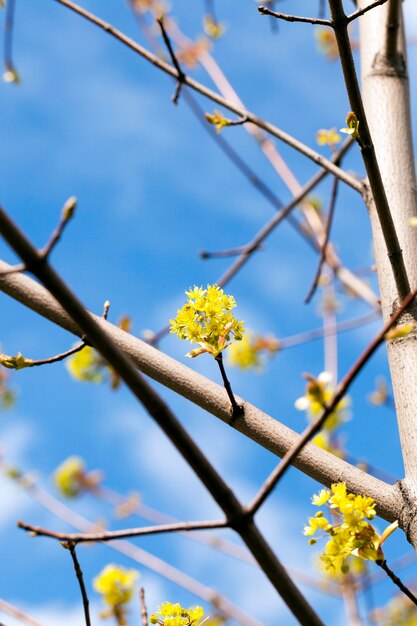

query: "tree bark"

left=358, top=1, right=417, bottom=544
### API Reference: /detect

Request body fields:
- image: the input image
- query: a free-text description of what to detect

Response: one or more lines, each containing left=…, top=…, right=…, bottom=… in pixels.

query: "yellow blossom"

left=3, top=66, right=20, bottom=84
left=170, top=284, right=245, bottom=358
left=0, top=352, right=34, bottom=370
left=340, top=111, right=360, bottom=140
left=53, top=456, right=102, bottom=498
left=305, top=483, right=398, bottom=574
left=205, top=110, right=233, bottom=134
left=227, top=332, right=280, bottom=370
left=94, top=564, right=138, bottom=622
left=316, top=128, right=341, bottom=147
left=295, top=372, right=349, bottom=431
left=150, top=602, right=205, bottom=626
left=66, top=345, right=106, bottom=383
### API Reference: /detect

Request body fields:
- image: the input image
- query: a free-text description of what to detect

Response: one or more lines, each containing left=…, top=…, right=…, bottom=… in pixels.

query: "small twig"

left=29, top=341, right=86, bottom=367
left=257, top=6, right=331, bottom=26
left=376, top=560, right=417, bottom=605
left=41, top=197, right=77, bottom=258
left=346, top=0, right=390, bottom=23
left=200, top=244, right=264, bottom=259
left=139, top=588, right=148, bottom=626
left=63, top=542, right=91, bottom=626
left=4, top=0, right=18, bottom=80
left=215, top=352, right=243, bottom=419
left=18, top=518, right=228, bottom=543
left=305, top=174, right=340, bottom=304
left=247, top=284, right=417, bottom=515
left=156, top=16, right=185, bottom=104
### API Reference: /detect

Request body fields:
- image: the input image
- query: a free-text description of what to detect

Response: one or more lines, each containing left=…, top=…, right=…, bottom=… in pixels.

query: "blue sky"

left=1, top=0, right=417, bottom=625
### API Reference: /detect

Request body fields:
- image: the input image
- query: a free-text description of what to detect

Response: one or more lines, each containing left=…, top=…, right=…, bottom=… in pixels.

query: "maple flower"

left=150, top=602, right=205, bottom=626
left=316, top=128, right=341, bottom=147
left=304, top=483, right=398, bottom=574
left=203, top=15, right=226, bottom=39
left=295, top=372, right=349, bottom=431
left=315, top=28, right=339, bottom=60
left=170, top=285, right=245, bottom=358
left=94, top=564, right=138, bottom=624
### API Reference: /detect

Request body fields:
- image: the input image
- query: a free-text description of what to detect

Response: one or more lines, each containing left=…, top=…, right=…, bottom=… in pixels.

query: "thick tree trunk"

left=358, top=1, right=417, bottom=544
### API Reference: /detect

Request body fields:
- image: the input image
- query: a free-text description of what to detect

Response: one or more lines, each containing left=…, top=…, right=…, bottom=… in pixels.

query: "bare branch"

left=258, top=6, right=331, bottom=26
left=305, top=175, right=340, bottom=304
left=248, top=285, right=417, bottom=516
left=0, top=599, right=43, bottom=626
left=139, top=588, right=148, bottom=626
left=0, top=258, right=400, bottom=523
left=156, top=16, right=185, bottom=104
left=347, top=0, right=390, bottom=23
left=18, top=519, right=228, bottom=543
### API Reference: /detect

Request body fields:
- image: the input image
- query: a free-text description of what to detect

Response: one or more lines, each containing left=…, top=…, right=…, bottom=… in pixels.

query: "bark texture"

left=359, top=1, right=417, bottom=544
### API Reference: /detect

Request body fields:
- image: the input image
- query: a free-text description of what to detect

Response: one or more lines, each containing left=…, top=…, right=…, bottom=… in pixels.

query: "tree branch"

left=0, top=207, right=326, bottom=626
left=0, top=258, right=400, bottom=523
left=64, top=542, right=91, bottom=626
left=258, top=6, right=331, bottom=26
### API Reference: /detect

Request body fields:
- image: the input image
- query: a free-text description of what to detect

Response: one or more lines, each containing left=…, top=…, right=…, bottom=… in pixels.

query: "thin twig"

left=257, top=6, right=331, bottom=26
left=52, top=0, right=364, bottom=194
left=346, top=0, right=390, bottom=23
left=215, top=353, right=243, bottom=419
left=247, top=284, right=417, bottom=515
left=156, top=16, right=185, bottom=104
left=200, top=244, right=264, bottom=259
left=4, top=0, right=18, bottom=78
left=139, top=588, right=148, bottom=626
left=18, top=519, right=228, bottom=543
left=305, top=175, right=340, bottom=304
left=29, top=341, right=86, bottom=367
left=376, top=560, right=417, bottom=605
left=64, top=542, right=91, bottom=626
left=41, top=197, right=77, bottom=258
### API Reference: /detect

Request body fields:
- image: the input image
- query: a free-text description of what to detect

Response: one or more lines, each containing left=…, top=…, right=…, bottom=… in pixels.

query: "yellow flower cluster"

left=304, top=483, right=397, bottom=574
left=53, top=456, right=101, bottom=498
left=227, top=332, right=280, bottom=370
left=94, top=564, right=138, bottom=624
left=295, top=372, right=349, bottom=431
left=150, top=602, right=205, bottom=626
left=66, top=345, right=106, bottom=383
left=170, top=285, right=245, bottom=358
left=205, top=110, right=233, bottom=134
left=316, top=128, right=341, bottom=147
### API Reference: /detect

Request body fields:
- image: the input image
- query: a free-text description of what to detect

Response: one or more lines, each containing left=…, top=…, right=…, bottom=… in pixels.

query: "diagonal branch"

left=0, top=207, right=326, bottom=626
left=0, top=257, right=400, bottom=523
left=247, top=284, right=417, bottom=516
left=257, top=6, right=331, bottom=25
